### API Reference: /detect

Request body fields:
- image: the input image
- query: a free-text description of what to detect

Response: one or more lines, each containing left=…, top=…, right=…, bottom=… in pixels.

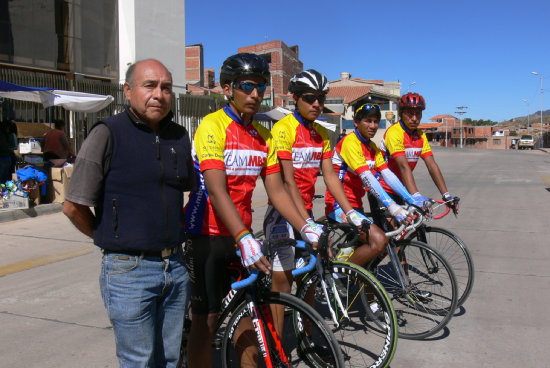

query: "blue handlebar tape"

left=231, top=269, right=259, bottom=290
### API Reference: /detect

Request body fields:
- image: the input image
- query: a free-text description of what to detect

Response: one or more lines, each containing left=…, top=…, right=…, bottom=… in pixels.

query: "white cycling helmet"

left=288, top=69, right=329, bottom=95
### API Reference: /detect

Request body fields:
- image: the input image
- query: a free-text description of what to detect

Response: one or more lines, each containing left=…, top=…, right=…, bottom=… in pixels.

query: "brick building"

left=238, top=40, right=303, bottom=107
left=185, top=44, right=204, bottom=87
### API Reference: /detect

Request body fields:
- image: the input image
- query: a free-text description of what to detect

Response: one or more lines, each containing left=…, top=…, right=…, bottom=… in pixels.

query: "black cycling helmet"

left=398, top=92, right=426, bottom=111
left=288, top=69, right=329, bottom=95
left=219, top=53, right=270, bottom=86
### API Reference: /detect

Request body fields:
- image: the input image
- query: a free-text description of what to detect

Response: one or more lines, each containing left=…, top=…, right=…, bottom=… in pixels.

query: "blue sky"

left=186, top=0, right=550, bottom=123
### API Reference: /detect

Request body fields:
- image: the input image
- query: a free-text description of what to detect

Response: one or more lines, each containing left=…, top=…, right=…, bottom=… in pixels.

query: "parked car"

left=518, top=134, right=535, bottom=150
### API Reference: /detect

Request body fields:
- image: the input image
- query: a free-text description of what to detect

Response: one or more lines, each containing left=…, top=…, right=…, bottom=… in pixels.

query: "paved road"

left=1, top=147, right=549, bottom=367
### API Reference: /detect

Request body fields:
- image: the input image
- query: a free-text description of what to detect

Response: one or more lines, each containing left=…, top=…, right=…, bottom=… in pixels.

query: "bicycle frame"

left=216, top=265, right=290, bottom=367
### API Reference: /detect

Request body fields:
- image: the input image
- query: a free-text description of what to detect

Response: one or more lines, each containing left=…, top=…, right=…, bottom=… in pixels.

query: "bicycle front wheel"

left=221, top=291, right=344, bottom=368
left=414, top=225, right=474, bottom=307
left=370, top=240, right=458, bottom=340
left=296, top=261, right=398, bottom=368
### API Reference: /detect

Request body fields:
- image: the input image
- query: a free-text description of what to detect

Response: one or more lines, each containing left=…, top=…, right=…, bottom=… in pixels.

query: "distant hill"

left=502, top=109, right=550, bottom=127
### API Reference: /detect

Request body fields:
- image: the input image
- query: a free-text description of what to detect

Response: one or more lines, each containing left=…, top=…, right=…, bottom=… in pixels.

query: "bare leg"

left=270, top=270, right=293, bottom=336
left=348, top=224, right=388, bottom=266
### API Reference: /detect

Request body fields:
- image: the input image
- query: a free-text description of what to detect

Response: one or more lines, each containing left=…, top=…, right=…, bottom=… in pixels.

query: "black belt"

left=102, top=246, right=180, bottom=258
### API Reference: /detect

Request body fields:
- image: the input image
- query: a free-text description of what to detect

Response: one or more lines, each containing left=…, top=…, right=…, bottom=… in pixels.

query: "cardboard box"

left=48, top=165, right=73, bottom=203
left=23, top=154, right=44, bottom=166
left=0, top=193, right=29, bottom=210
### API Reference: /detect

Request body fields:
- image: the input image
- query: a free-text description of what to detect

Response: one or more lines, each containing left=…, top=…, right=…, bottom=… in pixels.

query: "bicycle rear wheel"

left=221, top=292, right=344, bottom=368
left=414, top=226, right=474, bottom=307
left=295, top=261, right=398, bottom=368
left=369, top=240, right=458, bottom=340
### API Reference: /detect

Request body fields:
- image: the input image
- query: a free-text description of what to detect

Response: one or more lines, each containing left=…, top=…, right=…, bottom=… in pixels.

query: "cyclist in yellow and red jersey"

left=263, top=70, right=387, bottom=296
left=325, top=102, right=425, bottom=265
left=184, top=53, right=321, bottom=368
left=376, top=92, right=456, bottom=222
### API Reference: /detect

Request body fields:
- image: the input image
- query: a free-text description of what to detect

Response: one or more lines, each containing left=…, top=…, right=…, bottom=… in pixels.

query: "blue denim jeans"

left=100, top=250, right=189, bottom=368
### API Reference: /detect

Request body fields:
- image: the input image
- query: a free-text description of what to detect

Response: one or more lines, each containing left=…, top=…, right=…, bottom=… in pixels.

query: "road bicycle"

left=291, top=223, right=399, bottom=368
left=409, top=197, right=474, bottom=307
left=180, top=239, right=344, bottom=368
left=327, top=210, right=458, bottom=340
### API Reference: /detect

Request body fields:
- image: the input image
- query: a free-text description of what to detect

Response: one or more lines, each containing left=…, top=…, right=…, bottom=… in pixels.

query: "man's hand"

left=388, top=203, right=411, bottom=226
left=236, top=232, right=271, bottom=274
left=442, top=192, right=459, bottom=215
left=409, top=192, right=431, bottom=211
left=345, top=209, right=369, bottom=227
left=300, top=222, right=322, bottom=245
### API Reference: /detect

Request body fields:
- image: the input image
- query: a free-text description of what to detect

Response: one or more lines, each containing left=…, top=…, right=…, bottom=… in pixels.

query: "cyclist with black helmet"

left=183, top=53, right=321, bottom=368
left=376, top=92, right=456, bottom=220
left=263, top=70, right=388, bottom=302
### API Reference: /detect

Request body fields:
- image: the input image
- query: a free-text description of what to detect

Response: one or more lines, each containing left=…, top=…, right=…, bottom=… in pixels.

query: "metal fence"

left=1, top=67, right=338, bottom=151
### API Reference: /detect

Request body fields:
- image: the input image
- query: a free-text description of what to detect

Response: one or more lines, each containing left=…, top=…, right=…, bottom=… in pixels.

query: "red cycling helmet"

left=398, top=92, right=426, bottom=111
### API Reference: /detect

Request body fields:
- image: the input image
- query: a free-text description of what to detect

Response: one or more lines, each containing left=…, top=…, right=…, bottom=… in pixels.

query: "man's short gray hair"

left=125, top=60, right=173, bottom=88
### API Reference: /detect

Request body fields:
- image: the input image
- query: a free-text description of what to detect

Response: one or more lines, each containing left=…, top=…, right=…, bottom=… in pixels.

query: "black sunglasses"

left=233, top=81, right=267, bottom=93
left=300, top=94, right=326, bottom=104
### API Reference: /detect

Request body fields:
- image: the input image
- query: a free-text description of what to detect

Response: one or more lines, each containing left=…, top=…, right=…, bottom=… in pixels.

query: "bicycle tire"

left=295, top=261, right=398, bottom=368
left=221, top=291, right=344, bottom=368
left=368, top=240, right=458, bottom=340
left=414, top=226, right=474, bottom=307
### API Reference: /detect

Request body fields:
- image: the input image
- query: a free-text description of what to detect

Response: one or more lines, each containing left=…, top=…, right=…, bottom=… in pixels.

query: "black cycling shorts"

left=185, top=234, right=240, bottom=314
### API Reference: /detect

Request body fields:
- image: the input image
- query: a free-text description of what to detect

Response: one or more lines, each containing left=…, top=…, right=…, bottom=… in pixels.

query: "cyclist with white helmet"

left=263, top=69, right=388, bottom=302
left=184, top=54, right=321, bottom=368
left=374, top=92, right=456, bottom=224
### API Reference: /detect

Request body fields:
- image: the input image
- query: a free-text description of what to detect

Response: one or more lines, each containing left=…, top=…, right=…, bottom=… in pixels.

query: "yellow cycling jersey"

left=184, top=106, right=279, bottom=236
left=271, top=111, right=331, bottom=210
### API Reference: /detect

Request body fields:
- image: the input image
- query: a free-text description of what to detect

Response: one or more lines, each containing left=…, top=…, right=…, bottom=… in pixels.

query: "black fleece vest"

left=93, top=111, right=192, bottom=252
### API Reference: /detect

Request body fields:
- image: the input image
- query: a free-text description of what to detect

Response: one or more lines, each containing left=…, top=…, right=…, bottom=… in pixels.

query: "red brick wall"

left=237, top=40, right=303, bottom=106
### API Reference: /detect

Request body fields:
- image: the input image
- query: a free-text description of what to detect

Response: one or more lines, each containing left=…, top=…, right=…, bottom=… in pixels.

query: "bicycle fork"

left=387, top=244, right=419, bottom=304
left=317, top=259, right=350, bottom=328
left=245, top=297, right=290, bottom=368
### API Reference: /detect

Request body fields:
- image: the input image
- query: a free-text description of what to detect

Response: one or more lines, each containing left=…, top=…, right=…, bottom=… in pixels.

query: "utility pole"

left=455, top=106, right=468, bottom=148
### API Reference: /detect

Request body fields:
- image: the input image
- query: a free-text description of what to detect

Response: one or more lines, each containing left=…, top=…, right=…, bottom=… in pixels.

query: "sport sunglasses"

left=233, top=81, right=267, bottom=93
left=300, top=94, right=326, bottom=104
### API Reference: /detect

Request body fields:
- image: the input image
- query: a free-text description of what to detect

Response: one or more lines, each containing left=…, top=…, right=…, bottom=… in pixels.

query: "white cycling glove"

left=236, top=231, right=263, bottom=267
left=345, top=209, right=372, bottom=227
left=300, top=222, right=322, bottom=244
left=388, top=203, right=409, bottom=224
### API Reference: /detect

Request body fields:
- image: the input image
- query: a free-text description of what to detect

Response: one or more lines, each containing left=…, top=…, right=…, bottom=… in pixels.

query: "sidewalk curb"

left=0, top=203, right=63, bottom=223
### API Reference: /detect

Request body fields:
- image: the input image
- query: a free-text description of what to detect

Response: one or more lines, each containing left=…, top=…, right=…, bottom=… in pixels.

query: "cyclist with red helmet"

left=263, top=70, right=388, bottom=297
left=376, top=92, right=456, bottom=221
left=184, top=54, right=321, bottom=368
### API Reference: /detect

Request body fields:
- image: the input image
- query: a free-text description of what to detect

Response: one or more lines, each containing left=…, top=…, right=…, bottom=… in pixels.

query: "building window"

left=494, top=139, right=501, bottom=145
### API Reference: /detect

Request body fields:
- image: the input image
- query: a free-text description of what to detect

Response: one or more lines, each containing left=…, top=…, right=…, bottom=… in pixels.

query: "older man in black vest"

left=63, top=59, right=195, bottom=367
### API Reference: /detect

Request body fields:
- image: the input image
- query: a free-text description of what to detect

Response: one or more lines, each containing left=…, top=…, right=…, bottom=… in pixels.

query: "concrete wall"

left=119, top=0, right=186, bottom=94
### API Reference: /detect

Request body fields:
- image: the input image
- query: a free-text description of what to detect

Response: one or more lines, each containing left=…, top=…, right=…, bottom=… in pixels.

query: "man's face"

left=124, top=60, right=172, bottom=126
left=224, top=75, right=265, bottom=116
left=354, top=116, right=380, bottom=139
left=401, top=107, right=423, bottom=130
left=294, top=91, right=325, bottom=121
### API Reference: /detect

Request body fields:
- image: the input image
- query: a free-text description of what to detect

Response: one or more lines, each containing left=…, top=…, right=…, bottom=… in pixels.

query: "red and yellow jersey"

left=184, top=106, right=279, bottom=236
left=271, top=111, right=332, bottom=210
left=378, top=121, right=433, bottom=193
left=325, top=130, right=388, bottom=214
